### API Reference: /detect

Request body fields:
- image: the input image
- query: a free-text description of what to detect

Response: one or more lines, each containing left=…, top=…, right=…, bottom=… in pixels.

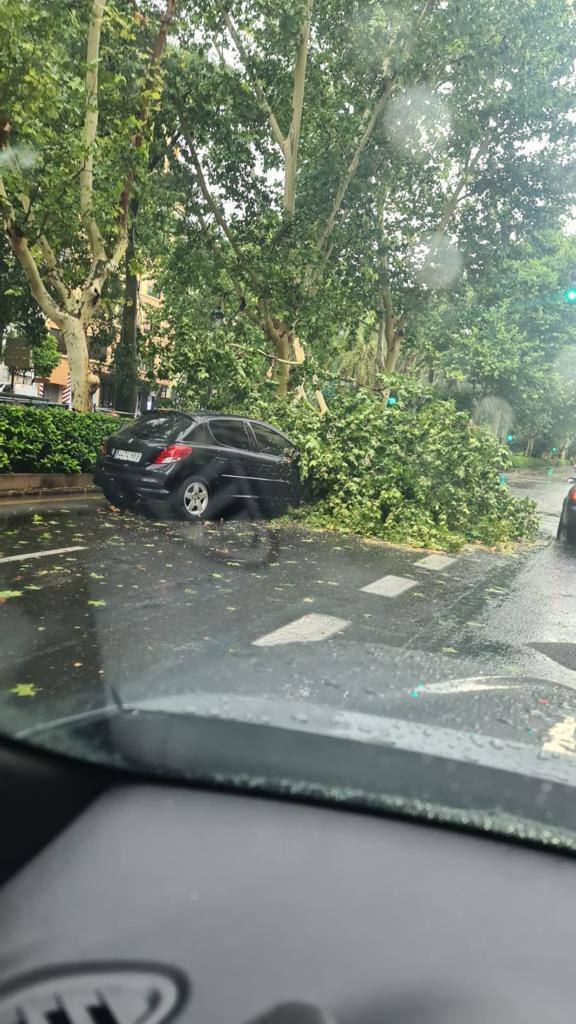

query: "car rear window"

left=115, top=413, right=194, bottom=441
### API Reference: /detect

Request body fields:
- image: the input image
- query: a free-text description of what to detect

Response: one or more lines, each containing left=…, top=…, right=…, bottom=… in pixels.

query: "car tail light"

left=153, top=443, right=193, bottom=464
left=569, top=486, right=576, bottom=502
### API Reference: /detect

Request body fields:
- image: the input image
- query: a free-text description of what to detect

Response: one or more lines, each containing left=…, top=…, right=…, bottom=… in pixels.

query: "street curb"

left=0, top=472, right=97, bottom=500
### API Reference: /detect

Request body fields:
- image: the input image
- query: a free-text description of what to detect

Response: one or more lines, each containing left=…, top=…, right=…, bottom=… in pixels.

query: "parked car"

left=94, top=410, right=302, bottom=519
left=556, top=477, right=576, bottom=544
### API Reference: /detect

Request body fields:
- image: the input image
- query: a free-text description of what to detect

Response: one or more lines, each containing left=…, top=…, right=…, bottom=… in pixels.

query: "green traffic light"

left=387, top=396, right=398, bottom=407
left=506, top=434, right=514, bottom=443
left=565, top=287, right=576, bottom=303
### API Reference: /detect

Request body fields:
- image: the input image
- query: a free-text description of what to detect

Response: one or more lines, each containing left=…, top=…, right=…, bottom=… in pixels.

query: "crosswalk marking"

left=415, top=554, right=456, bottom=571
left=360, top=574, right=418, bottom=597
left=424, top=679, right=514, bottom=695
left=253, top=613, right=351, bottom=647
left=0, top=545, right=87, bottom=565
left=543, top=716, right=576, bottom=756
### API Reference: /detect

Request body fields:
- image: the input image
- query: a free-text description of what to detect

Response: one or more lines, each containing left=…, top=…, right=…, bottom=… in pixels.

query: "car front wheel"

left=171, top=476, right=214, bottom=520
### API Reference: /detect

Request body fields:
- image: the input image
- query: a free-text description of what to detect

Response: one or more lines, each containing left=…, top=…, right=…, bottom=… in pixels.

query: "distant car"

left=94, top=410, right=301, bottom=519
left=557, top=477, right=576, bottom=544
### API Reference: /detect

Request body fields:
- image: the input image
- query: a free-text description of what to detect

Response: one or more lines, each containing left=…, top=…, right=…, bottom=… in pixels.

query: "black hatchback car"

left=557, top=476, right=576, bottom=544
left=94, top=411, right=301, bottom=519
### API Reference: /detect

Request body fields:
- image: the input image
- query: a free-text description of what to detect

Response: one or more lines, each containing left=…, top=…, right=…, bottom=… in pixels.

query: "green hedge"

left=510, top=453, right=569, bottom=468
left=0, top=404, right=126, bottom=474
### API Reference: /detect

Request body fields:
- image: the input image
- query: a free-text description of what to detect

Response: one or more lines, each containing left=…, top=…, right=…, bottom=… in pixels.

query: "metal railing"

left=0, top=394, right=134, bottom=416
left=0, top=392, right=61, bottom=408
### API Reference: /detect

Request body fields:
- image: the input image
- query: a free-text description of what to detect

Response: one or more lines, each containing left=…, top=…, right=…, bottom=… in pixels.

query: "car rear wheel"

left=566, top=521, right=576, bottom=545
left=171, top=476, right=214, bottom=520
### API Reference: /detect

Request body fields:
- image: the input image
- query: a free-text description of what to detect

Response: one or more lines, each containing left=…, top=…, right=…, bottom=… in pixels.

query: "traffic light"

left=387, top=395, right=398, bottom=407
left=565, top=281, right=576, bottom=303
left=506, top=434, right=514, bottom=443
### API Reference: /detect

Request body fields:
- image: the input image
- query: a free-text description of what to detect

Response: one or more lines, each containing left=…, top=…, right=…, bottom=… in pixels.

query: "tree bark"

left=62, top=316, right=92, bottom=412
left=283, top=0, right=313, bottom=216
left=80, top=0, right=108, bottom=263
left=114, top=208, right=139, bottom=413
left=381, top=285, right=404, bottom=372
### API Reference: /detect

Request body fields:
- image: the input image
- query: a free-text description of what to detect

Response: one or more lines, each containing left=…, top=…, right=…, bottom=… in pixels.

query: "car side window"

left=208, top=419, right=251, bottom=450
left=251, top=424, right=290, bottom=457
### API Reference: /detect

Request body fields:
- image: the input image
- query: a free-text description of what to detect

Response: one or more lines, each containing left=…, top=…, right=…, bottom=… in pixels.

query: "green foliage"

left=423, top=230, right=576, bottom=397
left=142, top=251, right=269, bottom=410
left=0, top=405, right=121, bottom=474
left=249, top=388, right=538, bottom=550
left=509, top=454, right=563, bottom=468
left=0, top=237, right=46, bottom=348
left=31, top=333, right=60, bottom=378
left=156, top=0, right=576, bottom=386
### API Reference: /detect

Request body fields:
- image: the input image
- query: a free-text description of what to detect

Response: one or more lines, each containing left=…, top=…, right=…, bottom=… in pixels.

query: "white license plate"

left=113, top=448, right=142, bottom=463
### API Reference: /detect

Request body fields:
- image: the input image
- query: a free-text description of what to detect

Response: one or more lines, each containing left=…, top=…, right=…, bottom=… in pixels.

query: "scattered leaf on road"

left=10, top=683, right=40, bottom=698
left=87, top=599, right=107, bottom=607
left=0, top=590, right=23, bottom=602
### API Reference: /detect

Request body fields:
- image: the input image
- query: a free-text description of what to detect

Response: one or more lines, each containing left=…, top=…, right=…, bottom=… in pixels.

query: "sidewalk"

left=0, top=472, right=97, bottom=500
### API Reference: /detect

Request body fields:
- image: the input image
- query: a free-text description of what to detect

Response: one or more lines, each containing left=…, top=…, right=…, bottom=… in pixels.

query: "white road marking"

left=0, top=545, right=87, bottom=565
left=543, top=716, right=576, bottom=757
left=415, top=554, right=456, bottom=571
left=360, top=574, right=418, bottom=597
left=424, top=679, right=514, bottom=696
left=253, top=613, right=350, bottom=647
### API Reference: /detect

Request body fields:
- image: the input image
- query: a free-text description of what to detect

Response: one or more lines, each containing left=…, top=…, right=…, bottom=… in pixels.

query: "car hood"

left=14, top=675, right=576, bottom=852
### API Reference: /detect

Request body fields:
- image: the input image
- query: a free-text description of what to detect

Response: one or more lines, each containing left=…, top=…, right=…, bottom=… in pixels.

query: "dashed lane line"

left=253, top=613, right=351, bottom=647
left=415, top=554, right=457, bottom=571
left=542, top=715, right=576, bottom=757
left=360, top=575, right=418, bottom=597
left=0, top=545, right=87, bottom=565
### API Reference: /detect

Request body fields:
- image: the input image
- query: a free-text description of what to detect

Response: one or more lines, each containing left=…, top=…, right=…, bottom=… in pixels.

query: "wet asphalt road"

left=0, top=469, right=575, bottom=759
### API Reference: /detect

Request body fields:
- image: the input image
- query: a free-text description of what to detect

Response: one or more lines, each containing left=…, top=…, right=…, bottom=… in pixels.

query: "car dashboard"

left=1, top=737, right=576, bottom=1024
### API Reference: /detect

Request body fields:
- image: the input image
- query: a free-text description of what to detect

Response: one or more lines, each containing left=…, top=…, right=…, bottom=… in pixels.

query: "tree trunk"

left=375, top=313, right=386, bottom=371
left=382, top=288, right=403, bottom=372
left=275, top=329, right=291, bottom=399
left=262, top=316, right=294, bottom=398
left=62, top=317, right=92, bottom=412
left=114, top=216, right=139, bottom=413
left=525, top=436, right=535, bottom=457
left=384, top=338, right=401, bottom=372
left=282, top=0, right=313, bottom=217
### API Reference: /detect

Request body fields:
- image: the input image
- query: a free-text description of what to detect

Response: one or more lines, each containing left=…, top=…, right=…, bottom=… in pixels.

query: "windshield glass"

left=1, top=0, right=575, bottom=845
